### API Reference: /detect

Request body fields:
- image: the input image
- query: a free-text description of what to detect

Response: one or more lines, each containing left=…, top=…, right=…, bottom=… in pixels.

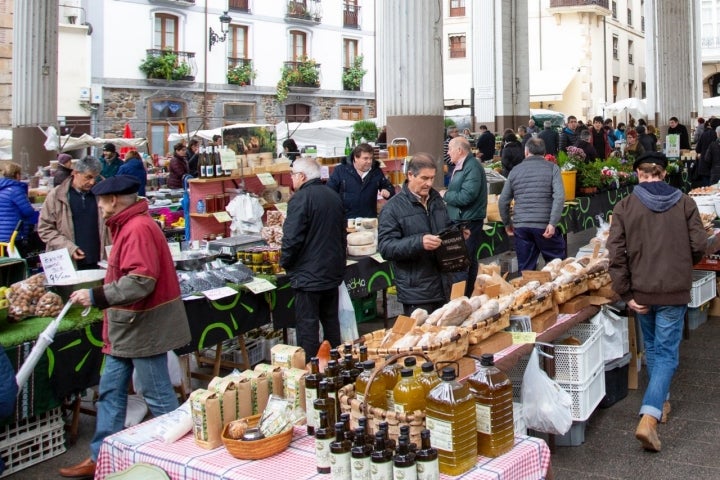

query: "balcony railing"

left=227, top=58, right=254, bottom=86
left=229, top=0, right=250, bottom=13
left=343, top=3, right=360, bottom=28
left=549, top=0, right=610, bottom=10
left=228, top=57, right=251, bottom=68
left=142, top=49, right=197, bottom=80
left=702, top=37, right=720, bottom=48
left=286, top=0, right=322, bottom=23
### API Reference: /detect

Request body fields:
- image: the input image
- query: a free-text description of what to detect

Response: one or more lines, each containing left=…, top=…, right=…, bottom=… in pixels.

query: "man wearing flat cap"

left=59, top=175, right=191, bottom=479
left=607, top=151, right=707, bottom=453
left=100, top=142, right=121, bottom=179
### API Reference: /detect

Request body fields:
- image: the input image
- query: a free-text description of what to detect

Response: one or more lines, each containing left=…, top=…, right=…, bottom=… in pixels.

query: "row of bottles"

left=198, top=143, right=232, bottom=178
left=316, top=411, right=439, bottom=480
left=356, top=357, right=441, bottom=413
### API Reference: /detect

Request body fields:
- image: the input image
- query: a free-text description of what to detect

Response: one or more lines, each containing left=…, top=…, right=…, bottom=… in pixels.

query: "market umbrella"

left=15, top=300, right=74, bottom=393
left=120, top=123, right=133, bottom=158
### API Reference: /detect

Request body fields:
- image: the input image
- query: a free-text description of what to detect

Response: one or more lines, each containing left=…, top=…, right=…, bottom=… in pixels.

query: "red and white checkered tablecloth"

left=96, top=421, right=551, bottom=480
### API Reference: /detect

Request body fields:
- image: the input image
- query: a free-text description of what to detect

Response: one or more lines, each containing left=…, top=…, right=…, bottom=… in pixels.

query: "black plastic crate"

left=599, top=352, right=631, bottom=408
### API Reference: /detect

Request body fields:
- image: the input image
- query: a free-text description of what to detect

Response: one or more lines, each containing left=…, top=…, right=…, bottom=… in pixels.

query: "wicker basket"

left=586, top=271, right=611, bottom=291
left=466, top=309, right=511, bottom=345
left=221, top=414, right=293, bottom=460
left=356, top=327, right=469, bottom=364
left=552, top=276, right=589, bottom=304
left=510, top=294, right=554, bottom=318
left=338, top=352, right=435, bottom=447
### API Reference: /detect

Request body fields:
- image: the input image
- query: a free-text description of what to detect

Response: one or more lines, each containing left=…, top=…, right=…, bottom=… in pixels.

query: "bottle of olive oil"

left=393, top=435, right=417, bottom=480
left=355, top=360, right=387, bottom=409
left=330, top=422, right=352, bottom=480
left=466, top=353, right=515, bottom=458
left=417, top=362, right=440, bottom=396
left=351, top=427, right=372, bottom=480
left=425, top=367, right=477, bottom=476
left=314, top=380, right=337, bottom=429
left=305, top=357, right=324, bottom=435
left=393, top=368, right=426, bottom=414
left=315, top=410, right=334, bottom=474
left=370, top=432, right=393, bottom=480
left=415, top=429, right=439, bottom=480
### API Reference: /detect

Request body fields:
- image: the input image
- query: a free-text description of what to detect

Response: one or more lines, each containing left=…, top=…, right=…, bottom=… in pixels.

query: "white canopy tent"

left=604, top=98, right=647, bottom=121
left=56, top=134, right=148, bottom=152
left=167, top=123, right=273, bottom=144
left=275, top=119, right=356, bottom=157
left=702, top=96, right=720, bottom=117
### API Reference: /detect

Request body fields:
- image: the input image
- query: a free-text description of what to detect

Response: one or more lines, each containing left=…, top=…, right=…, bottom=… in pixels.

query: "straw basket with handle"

left=338, top=352, right=455, bottom=447
left=221, top=414, right=293, bottom=460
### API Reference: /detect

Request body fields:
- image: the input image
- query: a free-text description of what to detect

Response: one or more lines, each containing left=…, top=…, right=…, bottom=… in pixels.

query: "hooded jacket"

left=0, top=177, right=38, bottom=242
left=91, top=199, right=190, bottom=357
left=607, top=181, right=707, bottom=306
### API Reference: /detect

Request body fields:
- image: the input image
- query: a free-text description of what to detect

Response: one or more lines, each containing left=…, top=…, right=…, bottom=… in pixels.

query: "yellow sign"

left=510, top=332, right=537, bottom=344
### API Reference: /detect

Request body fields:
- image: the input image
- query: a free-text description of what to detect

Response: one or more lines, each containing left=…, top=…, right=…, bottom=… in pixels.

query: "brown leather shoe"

left=635, top=414, right=661, bottom=452
left=59, top=458, right=96, bottom=478
left=660, top=401, right=671, bottom=424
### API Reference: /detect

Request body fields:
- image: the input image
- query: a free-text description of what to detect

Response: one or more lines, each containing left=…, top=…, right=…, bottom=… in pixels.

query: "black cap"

left=91, top=175, right=141, bottom=196
left=633, top=151, right=668, bottom=171
left=103, top=143, right=116, bottom=153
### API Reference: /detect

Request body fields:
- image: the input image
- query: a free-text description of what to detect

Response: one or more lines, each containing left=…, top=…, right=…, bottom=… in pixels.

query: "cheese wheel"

left=348, top=244, right=377, bottom=256
left=347, top=231, right=375, bottom=246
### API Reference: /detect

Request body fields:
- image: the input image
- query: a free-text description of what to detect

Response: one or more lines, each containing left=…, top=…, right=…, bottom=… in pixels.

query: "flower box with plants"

left=342, top=55, right=367, bottom=91
left=576, top=160, right=603, bottom=194
left=276, top=57, right=320, bottom=102
left=139, top=50, right=193, bottom=81
left=227, top=62, right=257, bottom=86
left=351, top=120, right=378, bottom=144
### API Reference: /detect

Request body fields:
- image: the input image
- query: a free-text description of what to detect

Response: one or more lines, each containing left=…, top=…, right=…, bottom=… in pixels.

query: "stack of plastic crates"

left=0, top=407, right=66, bottom=477
left=688, top=270, right=716, bottom=330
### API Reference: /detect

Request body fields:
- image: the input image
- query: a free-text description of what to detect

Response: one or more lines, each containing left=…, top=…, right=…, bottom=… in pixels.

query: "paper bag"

left=283, top=367, right=308, bottom=412
left=254, top=363, right=284, bottom=396
left=271, top=344, right=306, bottom=370
left=238, top=370, right=270, bottom=414
left=189, top=389, right=223, bottom=449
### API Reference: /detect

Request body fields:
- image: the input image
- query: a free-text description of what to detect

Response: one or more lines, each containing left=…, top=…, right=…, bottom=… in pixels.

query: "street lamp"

left=209, top=11, right=232, bottom=51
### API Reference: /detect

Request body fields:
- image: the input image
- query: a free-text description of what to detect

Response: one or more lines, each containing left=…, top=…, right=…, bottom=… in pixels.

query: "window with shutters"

left=450, top=0, right=465, bottom=17
left=339, top=106, right=363, bottom=121
left=286, top=104, right=311, bottom=123
left=449, top=35, right=466, bottom=58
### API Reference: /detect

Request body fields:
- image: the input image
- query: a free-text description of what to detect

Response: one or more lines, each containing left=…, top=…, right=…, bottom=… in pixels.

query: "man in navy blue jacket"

left=327, top=143, right=395, bottom=219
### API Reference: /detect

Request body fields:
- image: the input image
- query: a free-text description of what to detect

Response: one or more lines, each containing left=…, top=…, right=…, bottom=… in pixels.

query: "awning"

left=530, top=69, right=578, bottom=102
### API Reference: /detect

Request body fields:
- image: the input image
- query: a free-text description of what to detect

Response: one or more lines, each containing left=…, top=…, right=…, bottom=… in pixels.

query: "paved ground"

left=8, top=229, right=720, bottom=479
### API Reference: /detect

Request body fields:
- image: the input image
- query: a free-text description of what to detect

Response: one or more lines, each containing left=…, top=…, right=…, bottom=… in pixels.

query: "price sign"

left=257, top=173, right=277, bottom=186
left=510, top=332, right=537, bottom=344
left=220, top=149, right=237, bottom=172
left=40, top=248, right=78, bottom=284
left=244, top=277, right=277, bottom=294
left=167, top=242, right=182, bottom=256
left=212, top=211, right=232, bottom=223
left=201, top=286, right=238, bottom=300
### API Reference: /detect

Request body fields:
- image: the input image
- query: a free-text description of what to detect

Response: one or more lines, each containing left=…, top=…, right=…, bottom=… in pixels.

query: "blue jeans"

left=90, top=353, right=178, bottom=460
left=636, top=305, right=685, bottom=420
left=513, top=227, right=566, bottom=272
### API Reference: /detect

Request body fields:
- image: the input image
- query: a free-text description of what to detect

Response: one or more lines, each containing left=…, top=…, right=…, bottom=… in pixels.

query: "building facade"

left=58, top=0, right=376, bottom=156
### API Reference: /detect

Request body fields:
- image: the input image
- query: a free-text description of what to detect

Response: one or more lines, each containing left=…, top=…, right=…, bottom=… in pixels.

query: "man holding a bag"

left=607, top=151, right=707, bottom=452
left=379, top=153, right=454, bottom=316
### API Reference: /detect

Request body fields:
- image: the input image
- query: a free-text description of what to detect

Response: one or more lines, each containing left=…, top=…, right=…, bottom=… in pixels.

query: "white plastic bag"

left=589, top=306, right=625, bottom=363
left=521, top=348, right=573, bottom=435
left=338, top=282, right=359, bottom=343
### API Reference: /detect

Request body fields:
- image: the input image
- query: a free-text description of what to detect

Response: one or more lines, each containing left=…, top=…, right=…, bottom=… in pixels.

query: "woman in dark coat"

left=500, top=131, right=524, bottom=177
left=166, top=143, right=189, bottom=189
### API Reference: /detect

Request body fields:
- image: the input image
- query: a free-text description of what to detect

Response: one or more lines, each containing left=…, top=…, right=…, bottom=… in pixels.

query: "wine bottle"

left=214, top=144, right=223, bottom=177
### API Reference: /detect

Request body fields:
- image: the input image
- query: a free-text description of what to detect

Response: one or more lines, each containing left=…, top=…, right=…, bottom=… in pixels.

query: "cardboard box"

left=271, top=344, right=306, bottom=370
left=467, top=332, right=513, bottom=357
left=710, top=296, right=720, bottom=317
left=531, top=306, right=558, bottom=333
left=559, top=295, right=591, bottom=314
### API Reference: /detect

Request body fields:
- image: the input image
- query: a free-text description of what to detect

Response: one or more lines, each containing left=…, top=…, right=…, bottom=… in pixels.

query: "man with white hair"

left=538, top=120, right=559, bottom=156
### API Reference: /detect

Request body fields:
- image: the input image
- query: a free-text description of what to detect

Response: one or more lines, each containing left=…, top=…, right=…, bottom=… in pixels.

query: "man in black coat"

left=538, top=121, right=559, bottom=156
left=667, top=116, right=690, bottom=151
left=476, top=125, right=496, bottom=161
left=280, top=158, right=347, bottom=362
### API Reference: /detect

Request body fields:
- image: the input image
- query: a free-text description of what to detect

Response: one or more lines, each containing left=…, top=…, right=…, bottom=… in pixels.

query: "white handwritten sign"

left=202, top=286, right=239, bottom=300
left=40, top=248, right=78, bottom=284
left=256, top=173, right=277, bottom=186
left=167, top=242, right=182, bottom=256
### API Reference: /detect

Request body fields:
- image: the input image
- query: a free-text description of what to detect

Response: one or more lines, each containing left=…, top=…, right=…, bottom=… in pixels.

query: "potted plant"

left=342, top=55, right=366, bottom=91
left=351, top=120, right=378, bottom=144
left=576, top=160, right=602, bottom=194
left=276, top=57, right=320, bottom=102
left=139, top=50, right=192, bottom=81
left=227, top=63, right=257, bottom=86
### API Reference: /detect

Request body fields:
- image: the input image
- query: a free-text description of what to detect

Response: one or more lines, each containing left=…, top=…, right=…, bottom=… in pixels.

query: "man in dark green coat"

left=441, top=136, right=487, bottom=296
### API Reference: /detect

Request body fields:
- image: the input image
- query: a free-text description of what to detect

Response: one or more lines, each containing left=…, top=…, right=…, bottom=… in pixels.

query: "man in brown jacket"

left=38, top=156, right=109, bottom=269
left=608, top=151, right=707, bottom=452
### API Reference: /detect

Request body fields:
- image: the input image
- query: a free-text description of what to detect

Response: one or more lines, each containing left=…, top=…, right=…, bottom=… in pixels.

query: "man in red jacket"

left=59, top=175, right=191, bottom=478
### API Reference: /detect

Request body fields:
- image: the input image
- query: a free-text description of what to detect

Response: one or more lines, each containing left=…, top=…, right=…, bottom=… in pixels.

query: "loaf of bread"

left=437, top=297, right=473, bottom=326
left=410, top=308, right=429, bottom=325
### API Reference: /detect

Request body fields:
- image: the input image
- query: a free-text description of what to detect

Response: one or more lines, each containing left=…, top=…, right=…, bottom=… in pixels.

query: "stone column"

left=376, top=0, right=445, bottom=186
left=12, top=1, right=58, bottom=172
left=472, top=0, right=529, bottom=133
left=646, top=0, right=701, bottom=134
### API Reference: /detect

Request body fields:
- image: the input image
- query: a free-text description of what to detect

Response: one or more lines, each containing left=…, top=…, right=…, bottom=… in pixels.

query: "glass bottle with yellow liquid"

left=393, top=368, right=425, bottom=414
left=379, top=358, right=402, bottom=409
left=466, top=353, right=515, bottom=458
left=355, top=360, right=387, bottom=409
left=418, top=361, right=440, bottom=396
left=424, top=366, right=477, bottom=476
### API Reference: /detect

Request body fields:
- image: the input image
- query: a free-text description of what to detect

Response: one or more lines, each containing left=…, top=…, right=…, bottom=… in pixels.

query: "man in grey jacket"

left=498, top=137, right=566, bottom=271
